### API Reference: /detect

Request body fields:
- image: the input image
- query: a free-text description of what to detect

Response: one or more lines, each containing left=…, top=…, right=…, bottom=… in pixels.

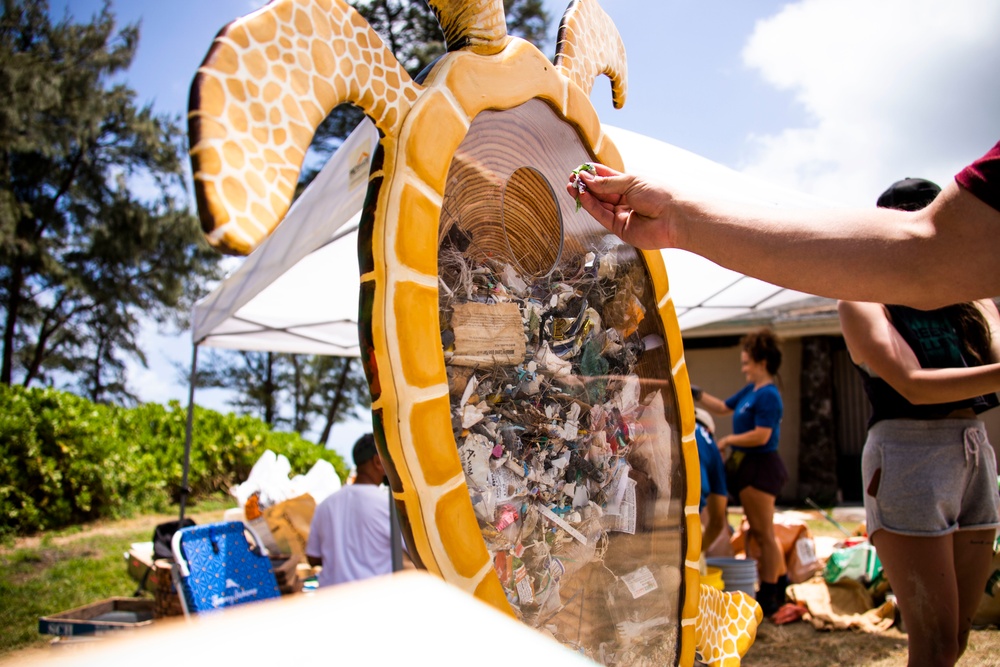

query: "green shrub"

left=0, top=385, right=348, bottom=538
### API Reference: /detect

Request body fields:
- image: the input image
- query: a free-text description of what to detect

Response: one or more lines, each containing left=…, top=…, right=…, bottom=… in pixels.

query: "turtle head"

left=426, top=0, right=511, bottom=55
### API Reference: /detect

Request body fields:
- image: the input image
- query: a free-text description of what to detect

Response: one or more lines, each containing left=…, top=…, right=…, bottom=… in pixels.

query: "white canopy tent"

left=191, top=120, right=381, bottom=357
left=178, top=118, right=833, bottom=519
left=191, top=120, right=830, bottom=354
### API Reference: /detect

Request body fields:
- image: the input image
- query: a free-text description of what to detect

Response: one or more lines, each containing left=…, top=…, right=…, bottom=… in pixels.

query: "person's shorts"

left=862, top=418, right=1000, bottom=537
left=727, top=450, right=788, bottom=497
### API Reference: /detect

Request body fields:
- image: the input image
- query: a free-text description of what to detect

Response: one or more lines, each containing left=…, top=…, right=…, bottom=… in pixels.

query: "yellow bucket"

left=703, top=566, right=724, bottom=591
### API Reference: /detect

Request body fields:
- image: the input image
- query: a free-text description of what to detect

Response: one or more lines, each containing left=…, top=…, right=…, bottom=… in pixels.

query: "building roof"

left=683, top=296, right=842, bottom=340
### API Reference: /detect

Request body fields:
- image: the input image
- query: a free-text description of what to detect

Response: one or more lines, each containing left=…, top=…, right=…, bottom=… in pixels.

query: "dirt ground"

left=6, top=611, right=998, bottom=666
left=3, top=507, right=998, bottom=666
left=743, top=618, right=1000, bottom=667
left=736, top=507, right=1000, bottom=666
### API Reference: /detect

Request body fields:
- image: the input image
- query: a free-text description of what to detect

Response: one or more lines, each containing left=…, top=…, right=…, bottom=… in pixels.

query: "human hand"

left=565, top=163, right=677, bottom=249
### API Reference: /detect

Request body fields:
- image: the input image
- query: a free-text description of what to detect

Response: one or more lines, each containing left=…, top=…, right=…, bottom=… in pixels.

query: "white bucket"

left=706, top=557, right=758, bottom=599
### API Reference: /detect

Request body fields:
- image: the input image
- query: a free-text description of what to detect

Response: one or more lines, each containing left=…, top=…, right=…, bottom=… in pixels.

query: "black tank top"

left=856, top=304, right=999, bottom=427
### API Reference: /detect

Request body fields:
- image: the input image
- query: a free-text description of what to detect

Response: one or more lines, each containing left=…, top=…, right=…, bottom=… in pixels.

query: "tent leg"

left=179, top=344, right=199, bottom=523
left=390, top=490, right=403, bottom=572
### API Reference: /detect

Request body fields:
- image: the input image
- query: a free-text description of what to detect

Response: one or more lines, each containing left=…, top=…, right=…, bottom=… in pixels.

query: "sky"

left=49, top=0, right=1000, bottom=463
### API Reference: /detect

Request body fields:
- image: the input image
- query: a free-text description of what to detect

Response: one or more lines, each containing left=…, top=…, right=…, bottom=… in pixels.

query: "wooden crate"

left=39, top=597, right=154, bottom=637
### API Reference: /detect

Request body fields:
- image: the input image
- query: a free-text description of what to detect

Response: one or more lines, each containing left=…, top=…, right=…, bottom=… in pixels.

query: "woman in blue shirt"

left=695, top=328, right=788, bottom=616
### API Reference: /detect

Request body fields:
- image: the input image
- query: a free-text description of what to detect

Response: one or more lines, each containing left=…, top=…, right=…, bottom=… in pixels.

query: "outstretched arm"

left=838, top=299, right=1000, bottom=404
left=569, top=166, right=1000, bottom=310
left=695, top=389, right=733, bottom=418
left=718, top=427, right=772, bottom=450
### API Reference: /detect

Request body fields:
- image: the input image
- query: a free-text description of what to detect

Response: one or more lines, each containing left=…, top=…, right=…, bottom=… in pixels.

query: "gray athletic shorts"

left=861, top=419, right=1000, bottom=537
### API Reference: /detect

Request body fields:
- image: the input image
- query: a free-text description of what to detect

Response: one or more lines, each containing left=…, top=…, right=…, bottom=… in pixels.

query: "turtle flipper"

left=189, top=0, right=420, bottom=255
left=554, top=0, right=627, bottom=108
left=695, top=584, right=763, bottom=666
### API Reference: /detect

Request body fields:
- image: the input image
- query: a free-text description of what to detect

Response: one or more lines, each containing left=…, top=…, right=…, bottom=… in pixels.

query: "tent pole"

left=179, top=343, right=199, bottom=523
left=390, top=490, right=403, bottom=572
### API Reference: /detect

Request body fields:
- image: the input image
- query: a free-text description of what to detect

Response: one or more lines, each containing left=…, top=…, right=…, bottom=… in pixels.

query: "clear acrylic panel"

left=436, top=98, right=686, bottom=665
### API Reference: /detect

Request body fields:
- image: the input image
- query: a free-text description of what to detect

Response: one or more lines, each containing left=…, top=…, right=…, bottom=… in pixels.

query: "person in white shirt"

left=306, top=434, right=401, bottom=587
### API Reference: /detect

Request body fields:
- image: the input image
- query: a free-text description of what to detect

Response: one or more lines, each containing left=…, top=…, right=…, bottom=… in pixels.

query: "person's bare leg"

left=871, top=530, right=959, bottom=667
left=739, top=486, right=783, bottom=582
left=701, top=506, right=735, bottom=557
left=952, top=528, right=995, bottom=658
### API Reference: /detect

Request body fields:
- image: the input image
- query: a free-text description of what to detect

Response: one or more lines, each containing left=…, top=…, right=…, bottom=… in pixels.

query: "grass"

left=0, top=530, right=149, bottom=654
left=0, top=496, right=231, bottom=657
left=802, top=518, right=861, bottom=539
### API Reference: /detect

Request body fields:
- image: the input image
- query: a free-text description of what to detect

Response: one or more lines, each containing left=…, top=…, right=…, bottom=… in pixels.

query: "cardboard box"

left=39, top=597, right=155, bottom=637
left=125, top=542, right=157, bottom=592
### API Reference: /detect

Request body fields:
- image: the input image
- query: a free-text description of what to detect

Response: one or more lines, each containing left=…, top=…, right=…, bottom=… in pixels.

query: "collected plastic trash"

left=732, top=514, right=820, bottom=584
left=230, top=450, right=342, bottom=512
left=228, top=450, right=342, bottom=557
left=823, top=541, right=883, bottom=586
left=439, top=238, right=678, bottom=662
left=771, top=601, right=808, bottom=625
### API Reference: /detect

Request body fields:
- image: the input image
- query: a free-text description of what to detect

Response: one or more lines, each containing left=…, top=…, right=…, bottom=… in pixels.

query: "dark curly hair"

left=741, top=328, right=782, bottom=376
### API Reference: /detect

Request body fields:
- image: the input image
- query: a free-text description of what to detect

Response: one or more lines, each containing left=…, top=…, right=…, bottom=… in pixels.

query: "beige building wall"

left=980, top=410, right=1000, bottom=455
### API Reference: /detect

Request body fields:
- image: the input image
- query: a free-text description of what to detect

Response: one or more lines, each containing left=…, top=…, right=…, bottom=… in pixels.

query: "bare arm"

left=838, top=299, right=1000, bottom=404
left=719, top=426, right=772, bottom=449
left=696, top=386, right=772, bottom=448
left=570, top=167, right=1000, bottom=310
left=695, top=390, right=733, bottom=417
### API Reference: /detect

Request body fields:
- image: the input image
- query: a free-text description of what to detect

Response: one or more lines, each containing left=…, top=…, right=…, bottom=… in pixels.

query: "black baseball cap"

left=352, top=433, right=378, bottom=467
left=876, top=178, right=941, bottom=211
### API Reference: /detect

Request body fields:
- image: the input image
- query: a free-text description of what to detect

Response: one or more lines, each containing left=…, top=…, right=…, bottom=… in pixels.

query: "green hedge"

left=0, top=385, right=348, bottom=538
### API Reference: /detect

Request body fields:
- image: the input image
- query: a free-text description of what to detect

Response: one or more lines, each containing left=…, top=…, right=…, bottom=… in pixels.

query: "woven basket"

left=151, top=559, right=184, bottom=618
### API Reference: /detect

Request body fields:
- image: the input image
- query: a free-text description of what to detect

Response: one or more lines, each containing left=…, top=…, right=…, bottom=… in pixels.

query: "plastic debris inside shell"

left=439, top=236, right=677, bottom=663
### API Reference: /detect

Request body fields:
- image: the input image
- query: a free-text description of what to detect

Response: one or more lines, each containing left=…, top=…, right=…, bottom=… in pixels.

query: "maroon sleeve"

left=955, top=141, right=1000, bottom=212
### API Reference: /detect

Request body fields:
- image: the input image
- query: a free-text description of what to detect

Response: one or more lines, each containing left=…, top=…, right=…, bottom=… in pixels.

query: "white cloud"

left=739, top=0, right=1000, bottom=205
left=128, top=325, right=225, bottom=409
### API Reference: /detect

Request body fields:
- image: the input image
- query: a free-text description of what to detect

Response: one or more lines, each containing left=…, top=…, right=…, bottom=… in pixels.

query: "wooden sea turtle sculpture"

left=188, top=0, right=762, bottom=664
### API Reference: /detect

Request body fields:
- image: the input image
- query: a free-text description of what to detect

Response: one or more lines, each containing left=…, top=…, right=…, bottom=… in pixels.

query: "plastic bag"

left=296, top=459, right=342, bottom=504
left=731, top=514, right=820, bottom=583
left=823, top=542, right=882, bottom=585
left=231, top=450, right=343, bottom=512
left=231, top=450, right=295, bottom=510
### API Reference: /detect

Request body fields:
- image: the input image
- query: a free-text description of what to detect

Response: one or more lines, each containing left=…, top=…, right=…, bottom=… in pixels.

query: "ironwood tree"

left=0, top=0, right=221, bottom=403
left=192, top=351, right=371, bottom=445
